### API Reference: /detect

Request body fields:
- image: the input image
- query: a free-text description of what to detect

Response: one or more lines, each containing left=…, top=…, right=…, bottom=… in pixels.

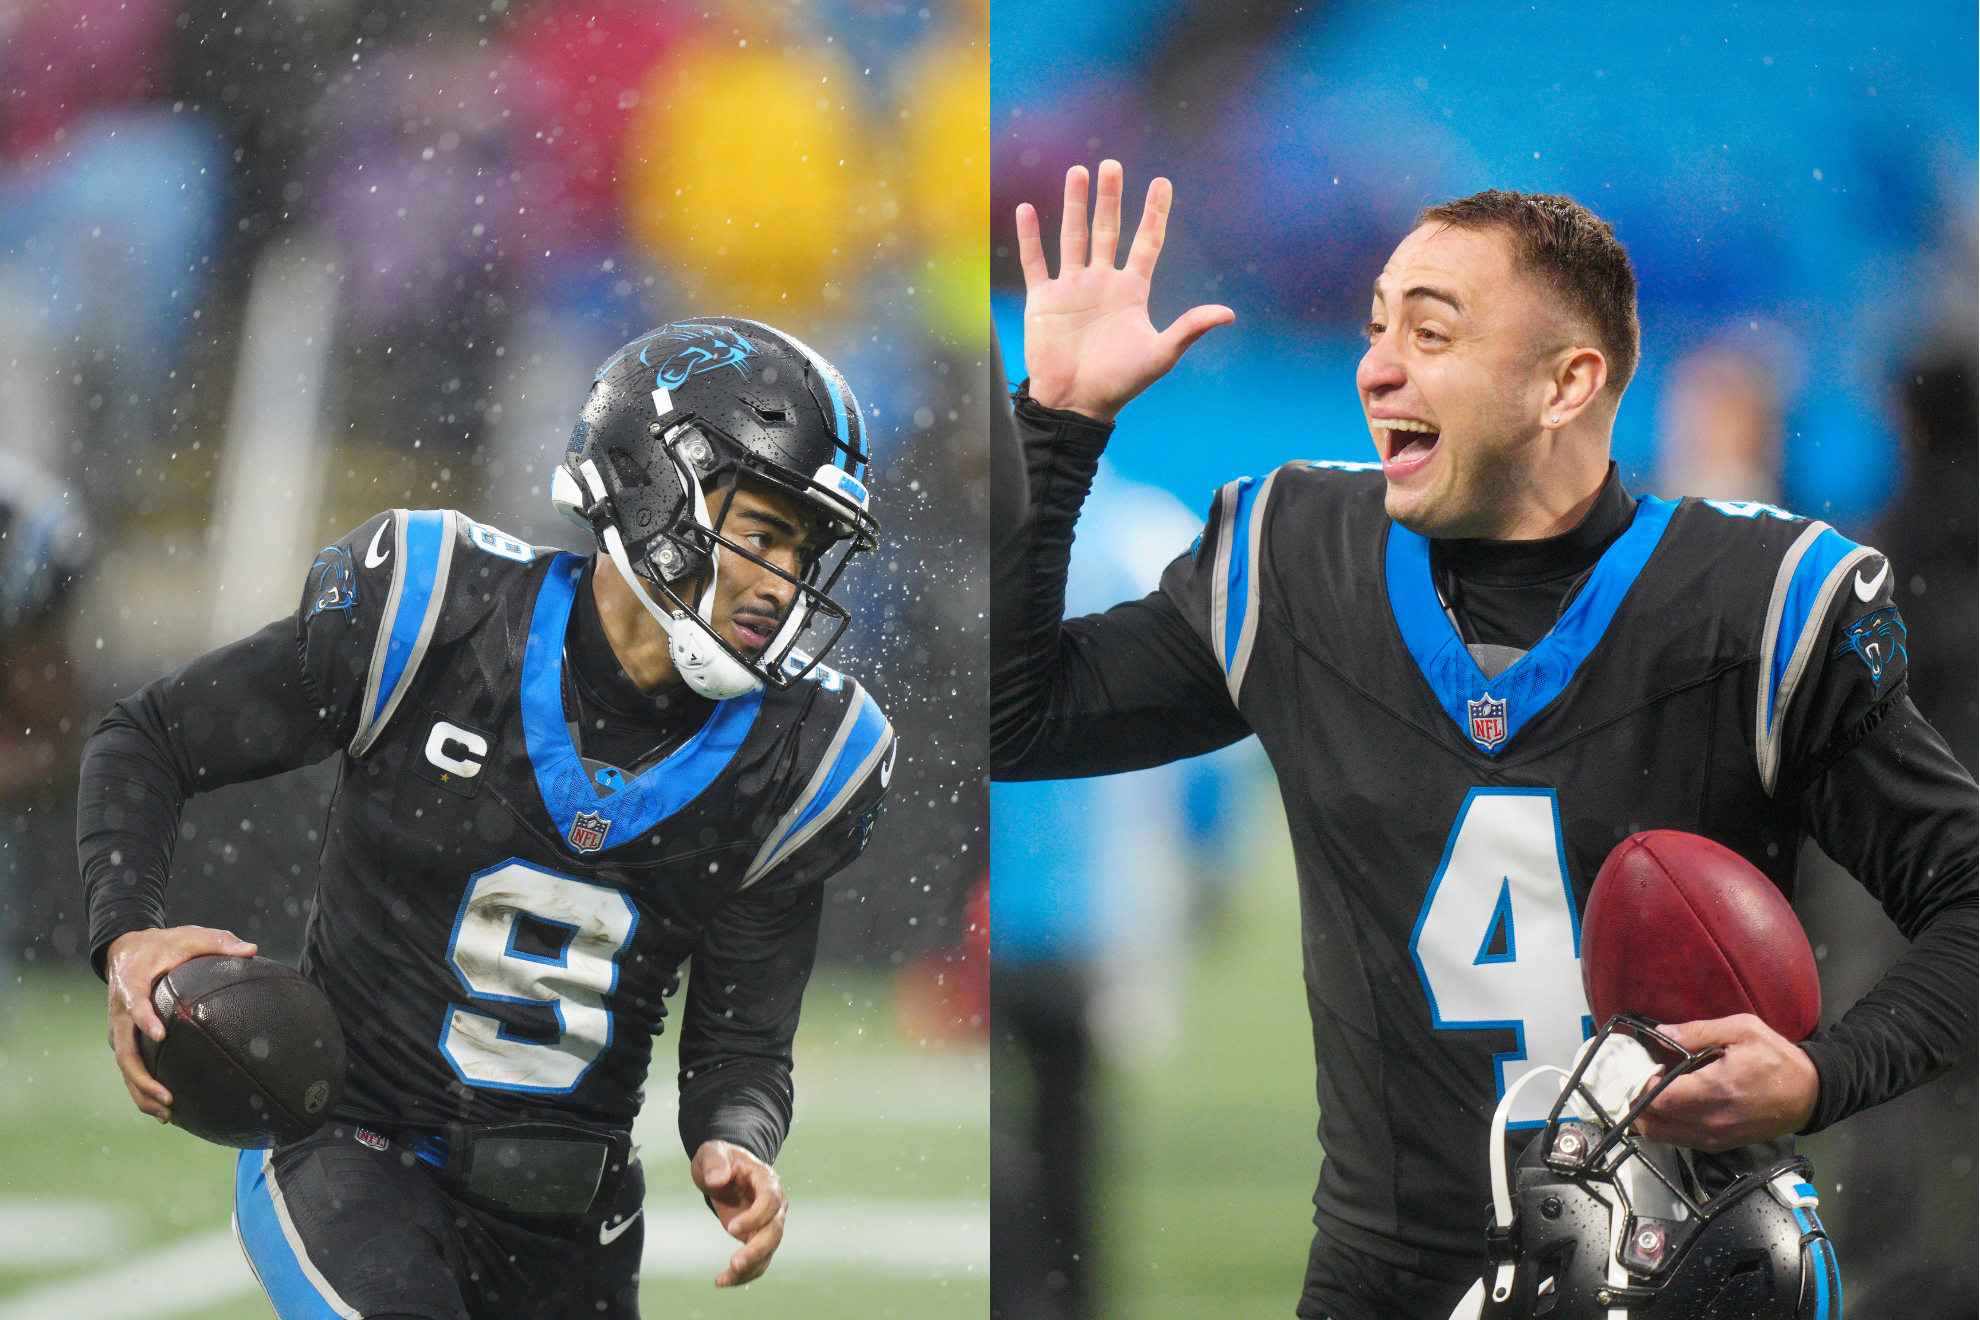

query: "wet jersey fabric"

left=990, top=397, right=1977, bottom=1288
left=82, top=508, right=893, bottom=1160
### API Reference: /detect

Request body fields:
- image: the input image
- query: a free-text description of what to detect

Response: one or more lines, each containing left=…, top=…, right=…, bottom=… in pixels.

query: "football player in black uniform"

left=82, top=318, right=897, bottom=1319
left=992, top=164, right=1976, bottom=1319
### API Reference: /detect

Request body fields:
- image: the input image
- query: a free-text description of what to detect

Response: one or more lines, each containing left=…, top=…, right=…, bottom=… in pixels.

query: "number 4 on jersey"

left=1409, top=789, right=1593, bottom=1126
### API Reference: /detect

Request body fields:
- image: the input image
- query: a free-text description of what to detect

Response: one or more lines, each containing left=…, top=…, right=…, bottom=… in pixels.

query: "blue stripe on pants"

left=235, top=1149, right=350, bottom=1320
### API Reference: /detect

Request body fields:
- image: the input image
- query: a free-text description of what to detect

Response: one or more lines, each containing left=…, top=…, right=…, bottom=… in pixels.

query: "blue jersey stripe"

left=775, top=691, right=888, bottom=853
left=1222, top=477, right=1266, bottom=672
left=521, top=555, right=762, bottom=850
left=371, top=509, right=448, bottom=725
left=1767, top=527, right=1861, bottom=736
left=234, top=1151, right=352, bottom=1319
left=1387, top=498, right=1678, bottom=755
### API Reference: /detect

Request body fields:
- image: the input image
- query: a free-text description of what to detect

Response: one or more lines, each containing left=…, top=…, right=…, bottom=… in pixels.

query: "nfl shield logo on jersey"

left=568, top=811, right=612, bottom=853
left=1467, top=693, right=1508, bottom=750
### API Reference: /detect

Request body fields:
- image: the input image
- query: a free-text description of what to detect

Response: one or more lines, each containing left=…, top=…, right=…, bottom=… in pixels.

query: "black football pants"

left=234, top=1122, right=645, bottom=1320
left=1299, top=1227, right=1474, bottom=1320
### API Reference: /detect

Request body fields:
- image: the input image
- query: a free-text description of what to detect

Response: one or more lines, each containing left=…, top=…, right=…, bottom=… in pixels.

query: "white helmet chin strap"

left=579, top=459, right=763, bottom=701
left=1489, top=1065, right=1573, bottom=1305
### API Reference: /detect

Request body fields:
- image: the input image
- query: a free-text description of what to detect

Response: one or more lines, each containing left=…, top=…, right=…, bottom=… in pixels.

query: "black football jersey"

left=85, top=507, right=893, bottom=1148
left=992, top=407, right=1975, bottom=1284
left=1169, top=465, right=1883, bottom=1269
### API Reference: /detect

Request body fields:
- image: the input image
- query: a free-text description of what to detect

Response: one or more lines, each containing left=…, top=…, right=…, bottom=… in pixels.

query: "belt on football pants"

left=406, top=1121, right=636, bottom=1219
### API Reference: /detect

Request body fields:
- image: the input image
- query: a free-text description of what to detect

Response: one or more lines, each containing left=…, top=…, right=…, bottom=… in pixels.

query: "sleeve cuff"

left=1011, top=382, right=1117, bottom=449
left=1793, top=1036, right=1844, bottom=1134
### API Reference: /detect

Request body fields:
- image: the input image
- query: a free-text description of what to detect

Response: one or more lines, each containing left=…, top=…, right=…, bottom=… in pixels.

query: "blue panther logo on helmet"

left=642, top=323, right=757, bottom=390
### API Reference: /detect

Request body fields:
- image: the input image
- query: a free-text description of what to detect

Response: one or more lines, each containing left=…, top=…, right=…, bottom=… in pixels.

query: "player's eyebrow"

left=1372, top=278, right=1465, bottom=315
left=732, top=505, right=807, bottom=540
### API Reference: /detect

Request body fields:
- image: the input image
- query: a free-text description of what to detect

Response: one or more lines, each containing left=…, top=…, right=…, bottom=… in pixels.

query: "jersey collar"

left=522, top=554, right=764, bottom=853
left=1385, top=497, right=1678, bottom=756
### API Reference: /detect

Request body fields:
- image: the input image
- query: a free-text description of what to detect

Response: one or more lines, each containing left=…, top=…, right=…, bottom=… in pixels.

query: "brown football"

left=1582, top=831, right=1820, bottom=1041
left=136, top=955, right=346, bottom=1148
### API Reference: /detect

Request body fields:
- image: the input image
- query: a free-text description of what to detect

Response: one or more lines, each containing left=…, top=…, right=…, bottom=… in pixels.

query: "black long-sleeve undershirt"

left=992, top=392, right=1977, bottom=1135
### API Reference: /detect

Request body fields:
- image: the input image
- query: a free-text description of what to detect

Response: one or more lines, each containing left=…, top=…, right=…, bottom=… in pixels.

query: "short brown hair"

left=1417, top=190, right=1640, bottom=396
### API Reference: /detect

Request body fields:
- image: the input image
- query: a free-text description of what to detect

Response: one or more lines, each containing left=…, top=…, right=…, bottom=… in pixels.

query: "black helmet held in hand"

left=1456, top=1014, right=1841, bottom=1320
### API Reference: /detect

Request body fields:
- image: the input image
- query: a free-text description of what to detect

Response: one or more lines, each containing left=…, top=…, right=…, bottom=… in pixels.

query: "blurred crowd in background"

left=990, top=2, right=1975, bottom=1318
left=0, top=0, right=989, bottom=994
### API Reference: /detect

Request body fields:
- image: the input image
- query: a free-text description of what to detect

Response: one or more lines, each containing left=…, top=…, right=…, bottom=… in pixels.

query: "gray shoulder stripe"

left=1226, top=466, right=1278, bottom=705
left=1207, top=480, right=1239, bottom=699
left=351, top=510, right=407, bottom=755
left=350, top=509, right=459, bottom=758
left=740, top=685, right=893, bottom=890
left=1753, top=522, right=1875, bottom=796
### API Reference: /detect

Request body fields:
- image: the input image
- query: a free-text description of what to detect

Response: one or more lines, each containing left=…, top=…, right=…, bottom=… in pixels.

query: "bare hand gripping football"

left=1581, top=830, right=1823, bottom=1151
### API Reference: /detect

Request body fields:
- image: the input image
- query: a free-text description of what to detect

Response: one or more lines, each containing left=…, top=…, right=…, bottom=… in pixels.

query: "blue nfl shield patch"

left=568, top=811, right=611, bottom=853
left=1467, top=693, right=1508, bottom=750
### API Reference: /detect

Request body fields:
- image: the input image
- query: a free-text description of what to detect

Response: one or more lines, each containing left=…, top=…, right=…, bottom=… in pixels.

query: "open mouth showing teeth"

left=1378, top=418, right=1441, bottom=463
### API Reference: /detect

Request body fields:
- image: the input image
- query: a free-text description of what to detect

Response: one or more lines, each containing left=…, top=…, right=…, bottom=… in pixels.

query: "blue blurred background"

left=992, top=0, right=1973, bottom=523
left=990, top=4, right=1976, bottom=1319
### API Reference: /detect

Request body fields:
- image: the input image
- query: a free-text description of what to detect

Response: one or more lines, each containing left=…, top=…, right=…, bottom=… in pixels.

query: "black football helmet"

left=552, top=318, right=879, bottom=699
left=1452, top=1014, right=1841, bottom=1320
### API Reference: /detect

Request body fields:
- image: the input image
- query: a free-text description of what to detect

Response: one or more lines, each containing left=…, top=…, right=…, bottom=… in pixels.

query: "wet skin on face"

left=701, top=479, right=827, bottom=656
left=591, top=476, right=828, bottom=694
left=1356, top=223, right=1611, bottom=541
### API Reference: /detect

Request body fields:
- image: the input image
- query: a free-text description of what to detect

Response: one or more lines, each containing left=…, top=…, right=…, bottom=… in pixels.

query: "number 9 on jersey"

left=440, top=859, right=640, bottom=1094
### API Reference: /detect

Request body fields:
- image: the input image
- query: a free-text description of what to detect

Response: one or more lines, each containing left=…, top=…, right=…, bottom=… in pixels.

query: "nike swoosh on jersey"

left=599, top=1208, right=642, bottom=1245
left=1853, top=560, right=1889, bottom=602
left=365, top=520, right=391, bottom=568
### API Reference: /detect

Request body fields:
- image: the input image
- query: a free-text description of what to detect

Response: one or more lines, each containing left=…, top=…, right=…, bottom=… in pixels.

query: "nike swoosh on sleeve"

left=365, top=520, right=392, bottom=568
left=1853, top=561, right=1889, bottom=602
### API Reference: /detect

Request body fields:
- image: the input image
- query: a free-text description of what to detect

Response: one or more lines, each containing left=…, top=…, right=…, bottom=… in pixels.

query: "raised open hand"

left=1016, top=159, right=1234, bottom=423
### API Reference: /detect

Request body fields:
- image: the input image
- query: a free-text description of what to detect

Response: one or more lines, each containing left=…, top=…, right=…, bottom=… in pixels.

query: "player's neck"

left=1480, top=436, right=1614, bottom=541
left=589, top=555, right=685, bottom=694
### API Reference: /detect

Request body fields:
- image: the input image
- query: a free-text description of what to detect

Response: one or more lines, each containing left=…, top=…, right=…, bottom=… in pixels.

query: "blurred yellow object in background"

left=622, top=41, right=872, bottom=317
left=898, top=30, right=989, bottom=344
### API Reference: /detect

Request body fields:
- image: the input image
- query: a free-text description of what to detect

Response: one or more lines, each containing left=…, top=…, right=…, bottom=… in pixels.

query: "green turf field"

left=1091, top=786, right=1321, bottom=1320
left=0, top=961, right=985, bottom=1320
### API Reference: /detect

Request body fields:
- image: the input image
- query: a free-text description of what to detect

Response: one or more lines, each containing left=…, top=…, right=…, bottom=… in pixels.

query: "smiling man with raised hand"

left=83, top=318, right=897, bottom=1320
left=991, top=164, right=1975, bottom=1319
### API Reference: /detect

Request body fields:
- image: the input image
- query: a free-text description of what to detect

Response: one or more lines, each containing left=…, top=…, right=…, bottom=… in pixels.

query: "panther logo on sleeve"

left=1833, top=607, right=1907, bottom=694
left=308, top=544, right=357, bottom=618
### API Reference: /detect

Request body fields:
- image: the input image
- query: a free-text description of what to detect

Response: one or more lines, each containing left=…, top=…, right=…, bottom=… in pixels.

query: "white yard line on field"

left=640, top=1197, right=987, bottom=1276
left=0, top=1225, right=249, bottom=1320
left=0, top=1200, right=136, bottom=1267
left=0, top=1199, right=985, bottom=1320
